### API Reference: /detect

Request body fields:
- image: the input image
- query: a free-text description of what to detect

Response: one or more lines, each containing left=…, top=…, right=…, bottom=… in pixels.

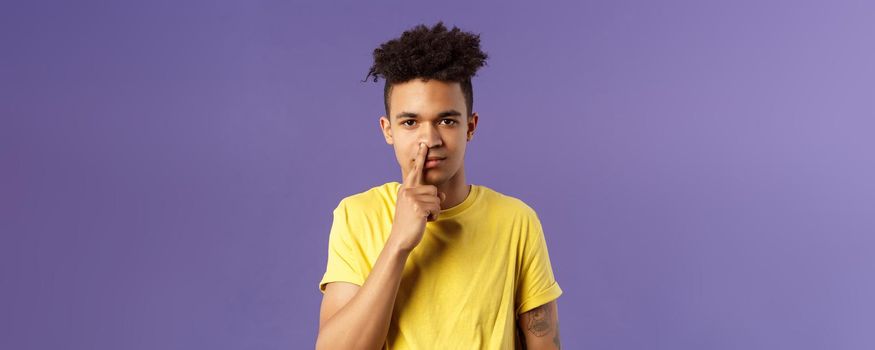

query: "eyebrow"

left=395, top=109, right=463, bottom=120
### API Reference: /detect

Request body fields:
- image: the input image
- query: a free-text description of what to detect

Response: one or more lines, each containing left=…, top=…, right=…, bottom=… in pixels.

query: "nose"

left=418, top=122, right=442, bottom=148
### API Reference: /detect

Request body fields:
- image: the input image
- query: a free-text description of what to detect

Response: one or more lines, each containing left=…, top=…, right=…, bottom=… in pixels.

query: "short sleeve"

left=318, top=199, right=367, bottom=294
left=515, top=210, right=563, bottom=315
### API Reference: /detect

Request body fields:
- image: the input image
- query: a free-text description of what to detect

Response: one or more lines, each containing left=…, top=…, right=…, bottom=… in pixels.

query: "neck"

left=434, top=165, right=470, bottom=210
left=397, top=165, right=472, bottom=210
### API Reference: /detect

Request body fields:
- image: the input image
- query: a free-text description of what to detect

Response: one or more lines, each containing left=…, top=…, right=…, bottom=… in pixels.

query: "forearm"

left=316, top=237, right=411, bottom=349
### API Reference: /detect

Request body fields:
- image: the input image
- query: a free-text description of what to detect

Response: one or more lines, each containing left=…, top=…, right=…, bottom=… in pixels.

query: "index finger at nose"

left=415, top=142, right=429, bottom=185
left=405, top=142, right=427, bottom=186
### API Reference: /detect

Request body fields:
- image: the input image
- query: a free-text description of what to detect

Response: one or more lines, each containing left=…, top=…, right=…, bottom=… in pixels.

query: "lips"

left=425, top=157, right=445, bottom=169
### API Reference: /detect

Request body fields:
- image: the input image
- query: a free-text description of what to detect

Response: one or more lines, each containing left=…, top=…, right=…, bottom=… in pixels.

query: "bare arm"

left=316, top=240, right=412, bottom=349
left=518, top=300, right=561, bottom=349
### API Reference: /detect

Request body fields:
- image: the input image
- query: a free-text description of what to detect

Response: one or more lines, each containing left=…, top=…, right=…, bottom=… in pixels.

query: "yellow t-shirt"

left=319, top=181, right=562, bottom=349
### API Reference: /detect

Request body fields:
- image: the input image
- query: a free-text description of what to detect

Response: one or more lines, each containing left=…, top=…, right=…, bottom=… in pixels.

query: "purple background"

left=3, top=1, right=874, bottom=349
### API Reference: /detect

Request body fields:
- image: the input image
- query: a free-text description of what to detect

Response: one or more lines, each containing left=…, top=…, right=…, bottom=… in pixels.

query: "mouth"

left=425, top=157, right=445, bottom=169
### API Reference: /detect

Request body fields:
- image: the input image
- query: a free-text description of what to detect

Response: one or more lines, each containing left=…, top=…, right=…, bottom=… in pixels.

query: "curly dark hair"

left=363, top=21, right=488, bottom=119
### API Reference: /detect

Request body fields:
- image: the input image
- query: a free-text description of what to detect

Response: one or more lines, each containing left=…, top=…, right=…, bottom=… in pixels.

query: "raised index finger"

left=404, top=142, right=428, bottom=187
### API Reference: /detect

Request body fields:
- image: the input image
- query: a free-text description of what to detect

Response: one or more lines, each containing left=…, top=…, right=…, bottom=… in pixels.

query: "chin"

left=426, top=172, right=453, bottom=186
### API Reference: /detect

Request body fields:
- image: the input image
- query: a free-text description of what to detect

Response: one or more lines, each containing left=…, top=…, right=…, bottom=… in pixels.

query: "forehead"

left=389, top=79, right=466, bottom=117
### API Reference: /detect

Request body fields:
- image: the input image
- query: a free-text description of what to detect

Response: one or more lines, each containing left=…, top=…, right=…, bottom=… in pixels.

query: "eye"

left=440, top=119, right=457, bottom=125
left=402, top=120, right=415, bottom=126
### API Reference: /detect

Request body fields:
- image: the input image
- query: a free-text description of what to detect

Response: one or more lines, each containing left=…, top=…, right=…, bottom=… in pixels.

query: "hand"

left=390, top=142, right=446, bottom=251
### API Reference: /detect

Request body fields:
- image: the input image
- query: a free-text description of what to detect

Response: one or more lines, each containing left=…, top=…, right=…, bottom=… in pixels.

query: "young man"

left=316, top=22, right=563, bottom=349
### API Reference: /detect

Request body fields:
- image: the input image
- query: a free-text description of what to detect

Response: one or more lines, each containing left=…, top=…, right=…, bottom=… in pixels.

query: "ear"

left=466, top=112, right=479, bottom=142
left=379, top=115, right=394, bottom=145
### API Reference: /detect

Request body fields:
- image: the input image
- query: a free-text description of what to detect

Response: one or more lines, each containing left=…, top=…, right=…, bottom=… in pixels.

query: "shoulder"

left=334, top=181, right=400, bottom=215
left=476, top=186, right=548, bottom=250
left=476, top=185, right=540, bottom=220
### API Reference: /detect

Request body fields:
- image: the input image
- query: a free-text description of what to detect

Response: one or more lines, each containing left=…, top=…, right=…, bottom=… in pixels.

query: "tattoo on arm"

left=553, top=322, right=561, bottom=348
left=525, top=304, right=553, bottom=337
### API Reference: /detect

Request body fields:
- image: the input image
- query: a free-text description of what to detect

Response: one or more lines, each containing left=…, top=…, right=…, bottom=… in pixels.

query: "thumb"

left=439, top=192, right=446, bottom=202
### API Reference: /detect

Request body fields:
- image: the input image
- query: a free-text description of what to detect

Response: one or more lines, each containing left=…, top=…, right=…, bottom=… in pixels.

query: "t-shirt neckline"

left=391, top=182, right=480, bottom=219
